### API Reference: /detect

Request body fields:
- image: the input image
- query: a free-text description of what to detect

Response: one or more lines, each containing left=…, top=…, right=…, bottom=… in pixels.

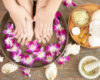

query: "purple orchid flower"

left=34, top=47, right=46, bottom=61
left=22, top=55, right=34, bottom=67
left=11, top=52, right=23, bottom=62
left=26, top=40, right=40, bottom=53
left=46, top=43, right=61, bottom=55
left=7, top=43, right=21, bottom=53
left=63, top=0, right=76, bottom=7
left=20, top=67, right=31, bottom=77
left=43, top=53, right=54, bottom=64
left=3, top=23, right=15, bottom=36
left=4, top=36, right=15, bottom=49
left=56, top=56, right=70, bottom=65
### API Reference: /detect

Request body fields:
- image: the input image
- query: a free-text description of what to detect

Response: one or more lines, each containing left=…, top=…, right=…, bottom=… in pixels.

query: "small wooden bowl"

left=71, top=8, right=91, bottom=28
left=68, top=4, right=100, bottom=48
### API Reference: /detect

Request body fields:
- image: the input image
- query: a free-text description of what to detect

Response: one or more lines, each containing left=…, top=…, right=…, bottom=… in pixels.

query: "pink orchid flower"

left=4, top=36, right=15, bottom=49
left=3, top=23, right=15, bottom=36
left=43, top=53, right=54, bottom=64
left=56, top=56, right=70, bottom=65
left=63, top=0, right=76, bottom=7
left=53, top=24, right=62, bottom=31
left=20, top=67, right=31, bottom=77
left=57, top=29, right=67, bottom=45
left=56, top=12, right=61, bottom=18
left=26, top=40, right=40, bottom=53
left=7, top=43, right=21, bottom=53
left=46, top=43, right=61, bottom=55
left=22, top=55, right=34, bottom=67
left=34, top=47, right=46, bottom=61
left=11, top=52, right=23, bottom=62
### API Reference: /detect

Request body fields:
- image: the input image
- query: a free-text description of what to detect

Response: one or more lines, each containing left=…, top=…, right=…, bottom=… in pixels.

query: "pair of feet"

left=10, top=0, right=54, bottom=46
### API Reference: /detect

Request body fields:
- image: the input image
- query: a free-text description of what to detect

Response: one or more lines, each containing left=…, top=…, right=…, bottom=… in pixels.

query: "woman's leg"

left=16, top=0, right=34, bottom=45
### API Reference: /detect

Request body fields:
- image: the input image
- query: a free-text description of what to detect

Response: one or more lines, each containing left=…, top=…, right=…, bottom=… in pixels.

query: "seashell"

left=45, top=63, right=57, bottom=80
left=1, top=62, right=18, bottom=74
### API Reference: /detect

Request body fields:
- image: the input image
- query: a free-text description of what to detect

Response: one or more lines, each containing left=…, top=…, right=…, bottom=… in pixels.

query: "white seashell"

left=89, top=36, right=100, bottom=47
left=0, top=56, right=4, bottom=62
left=72, top=27, right=80, bottom=35
left=92, top=10, right=100, bottom=20
left=1, top=62, right=18, bottom=74
left=45, top=63, right=57, bottom=80
left=64, top=43, right=80, bottom=56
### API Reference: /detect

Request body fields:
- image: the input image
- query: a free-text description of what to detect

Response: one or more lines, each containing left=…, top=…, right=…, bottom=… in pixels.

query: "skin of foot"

left=3, top=0, right=33, bottom=46
left=34, top=0, right=62, bottom=43
left=16, top=0, right=34, bottom=45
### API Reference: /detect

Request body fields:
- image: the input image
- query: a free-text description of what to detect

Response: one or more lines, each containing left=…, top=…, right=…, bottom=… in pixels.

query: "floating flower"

left=56, top=12, right=61, bottom=18
left=7, top=43, right=21, bottom=53
left=46, top=43, right=61, bottom=55
left=26, top=40, right=40, bottom=53
left=22, top=55, right=34, bottom=67
left=43, top=53, right=54, bottom=64
left=4, top=36, right=15, bottom=48
left=53, top=24, right=62, bottom=31
left=11, top=52, right=23, bottom=62
left=57, top=29, right=67, bottom=45
left=20, top=67, right=31, bottom=77
left=3, top=23, right=15, bottom=36
left=56, top=56, right=70, bottom=65
left=34, top=47, right=46, bottom=61
left=63, top=0, right=76, bottom=7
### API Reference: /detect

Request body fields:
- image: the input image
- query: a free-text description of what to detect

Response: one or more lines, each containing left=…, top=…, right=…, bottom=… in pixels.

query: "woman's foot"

left=34, top=0, right=54, bottom=43
left=15, top=0, right=34, bottom=46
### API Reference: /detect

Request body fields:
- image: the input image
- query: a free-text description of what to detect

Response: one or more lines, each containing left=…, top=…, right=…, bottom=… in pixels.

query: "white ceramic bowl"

left=79, top=56, right=100, bottom=79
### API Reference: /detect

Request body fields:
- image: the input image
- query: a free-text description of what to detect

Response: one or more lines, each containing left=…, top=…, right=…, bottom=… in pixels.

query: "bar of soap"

left=72, top=27, right=80, bottom=35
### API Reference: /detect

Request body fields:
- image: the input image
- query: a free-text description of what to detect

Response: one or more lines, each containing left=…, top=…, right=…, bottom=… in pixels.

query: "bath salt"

left=89, top=36, right=100, bottom=47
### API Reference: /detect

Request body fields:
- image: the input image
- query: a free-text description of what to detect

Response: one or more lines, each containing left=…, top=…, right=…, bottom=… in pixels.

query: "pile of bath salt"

left=89, top=9, right=100, bottom=47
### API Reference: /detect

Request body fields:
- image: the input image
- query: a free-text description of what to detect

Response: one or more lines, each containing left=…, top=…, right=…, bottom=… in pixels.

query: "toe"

left=21, top=35, right=27, bottom=46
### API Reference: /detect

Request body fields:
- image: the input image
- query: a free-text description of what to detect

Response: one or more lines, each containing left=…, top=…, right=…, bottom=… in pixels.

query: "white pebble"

left=0, top=56, right=4, bottom=62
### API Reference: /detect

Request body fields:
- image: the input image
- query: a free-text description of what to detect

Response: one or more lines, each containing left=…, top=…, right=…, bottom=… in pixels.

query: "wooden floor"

left=0, top=0, right=100, bottom=80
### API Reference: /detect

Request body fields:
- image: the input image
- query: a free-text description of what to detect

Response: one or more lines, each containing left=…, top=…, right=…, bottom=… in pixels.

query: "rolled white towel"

left=92, top=10, right=100, bottom=20
left=89, top=36, right=100, bottom=47
left=89, top=20, right=100, bottom=37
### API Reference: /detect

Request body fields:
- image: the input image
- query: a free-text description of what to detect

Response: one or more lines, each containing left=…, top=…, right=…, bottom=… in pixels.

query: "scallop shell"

left=1, top=62, right=18, bottom=74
